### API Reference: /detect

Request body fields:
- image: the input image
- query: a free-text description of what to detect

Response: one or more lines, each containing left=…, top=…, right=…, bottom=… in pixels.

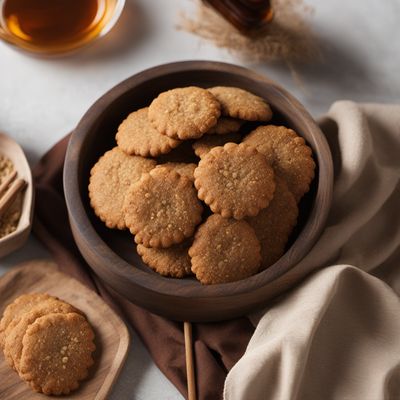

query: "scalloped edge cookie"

left=148, top=86, right=221, bottom=140
left=116, top=107, right=181, bottom=157
left=208, top=86, right=272, bottom=121
left=243, top=125, right=316, bottom=202
left=137, top=241, right=192, bottom=278
left=89, top=147, right=156, bottom=229
left=123, top=167, right=203, bottom=248
left=19, top=312, right=95, bottom=396
left=194, top=142, right=275, bottom=219
left=189, top=214, right=261, bottom=284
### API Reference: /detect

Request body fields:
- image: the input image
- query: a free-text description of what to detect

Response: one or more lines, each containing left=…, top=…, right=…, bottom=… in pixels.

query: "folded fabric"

left=224, top=102, right=400, bottom=400
left=33, top=136, right=254, bottom=400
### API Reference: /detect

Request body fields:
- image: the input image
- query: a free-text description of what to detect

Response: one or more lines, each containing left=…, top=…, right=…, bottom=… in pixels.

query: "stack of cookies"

left=0, top=293, right=95, bottom=395
left=89, top=86, right=315, bottom=284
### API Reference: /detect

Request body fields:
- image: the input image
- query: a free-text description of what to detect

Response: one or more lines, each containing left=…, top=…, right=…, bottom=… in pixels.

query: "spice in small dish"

left=0, top=154, right=23, bottom=239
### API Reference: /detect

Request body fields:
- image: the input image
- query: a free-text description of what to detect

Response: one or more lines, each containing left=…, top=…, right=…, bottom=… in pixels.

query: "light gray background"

left=0, top=0, right=398, bottom=399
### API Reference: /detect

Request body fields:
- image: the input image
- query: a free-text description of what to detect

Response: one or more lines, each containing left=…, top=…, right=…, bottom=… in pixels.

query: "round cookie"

left=192, top=132, right=242, bottom=158
left=243, top=125, right=316, bottom=202
left=247, top=177, right=298, bottom=270
left=155, top=162, right=196, bottom=181
left=3, top=298, right=79, bottom=371
left=0, top=293, right=52, bottom=349
left=189, top=214, right=261, bottom=284
left=89, top=147, right=156, bottom=229
left=123, top=167, right=203, bottom=248
left=116, top=107, right=181, bottom=157
left=194, top=143, right=276, bottom=220
left=148, top=86, right=221, bottom=140
left=19, top=312, right=95, bottom=396
left=207, top=117, right=243, bottom=135
left=208, top=86, right=272, bottom=121
left=137, top=241, right=192, bottom=278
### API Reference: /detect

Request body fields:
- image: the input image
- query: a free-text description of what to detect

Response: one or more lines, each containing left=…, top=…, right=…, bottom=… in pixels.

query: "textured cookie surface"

left=137, top=242, right=192, bottom=278
left=192, top=132, right=241, bottom=158
left=155, top=162, right=196, bottom=181
left=189, top=214, right=261, bottom=284
left=89, top=147, right=156, bottom=229
left=116, top=107, right=181, bottom=157
left=19, top=312, right=95, bottom=396
left=3, top=298, right=79, bottom=371
left=123, top=167, right=203, bottom=248
left=194, top=143, right=275, bottom=219
left=148, top=86, right=221, bottom=140
left=247, top=177, right=298, bottom=269
left=0, top=293, right=52, bottom=349
left=207, top=117, right=243, bottom=135
left=208, top=86, right=272, bottom=121
left=244, top=125, right=315, bottom=202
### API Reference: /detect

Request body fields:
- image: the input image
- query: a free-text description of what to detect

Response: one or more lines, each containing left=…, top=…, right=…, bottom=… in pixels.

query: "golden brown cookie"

left=189, top=214, right=261, bottom=284
left=243, top=125, right=316, bottom=202
left=123, top=167, right=203, bottom=248
left=137, top=241, right=192, bottom=278
left=192, top=132, right=242, bottom=158
left=194, top=143, right=275, bottom=219
left=89, top=147, right=156, bottom=229
left=0, top=293, right=52, bottom=349
left=19, top=312, right=95, bottom=396
left=207, top=117, right=243, bottom=135
left=208, top=86, right=272, bottom=121
left=3, top=298, right=79, bottom=371
left=148, top=86, right=221, bottom=140
left=155, top=162, right=196, bottom=181
left=116, top=107, right=181, bottom=157
left=247, top=177, right=298, bottom=270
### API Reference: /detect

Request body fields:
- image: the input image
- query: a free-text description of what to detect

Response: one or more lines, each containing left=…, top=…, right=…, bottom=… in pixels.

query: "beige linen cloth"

left=224, top=101, right=400, bottom=400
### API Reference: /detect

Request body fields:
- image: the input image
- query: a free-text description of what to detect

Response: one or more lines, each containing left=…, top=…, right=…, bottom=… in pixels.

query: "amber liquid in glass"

left=1, top=0, right=118, bottom=52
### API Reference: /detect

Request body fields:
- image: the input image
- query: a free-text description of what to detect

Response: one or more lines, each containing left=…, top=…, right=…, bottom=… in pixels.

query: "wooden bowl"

left=64, top=61, right=333, bottom=322
left=0, top=133, right=34, bottom=258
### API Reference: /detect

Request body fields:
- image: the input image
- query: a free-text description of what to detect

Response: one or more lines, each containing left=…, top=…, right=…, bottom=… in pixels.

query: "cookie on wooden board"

left=208, top=86, right=272, bottom=121
left=89, top=147, right=156, bottom=229
left=3, top=297, right=79, bottom=371
left=247, top=177, right=298, bottom=270
left=116, top=107, right=181, bottom=157
left=189, top=214, right=261, bottom=284
left=19, top=312, right=95, bottom=396
left=194, top=143, right=275, bottom=219
left=123, top=167, right=203, bottom=248
left=0, top=293, right=52, bottom=349
left=243, top=125, right=315, bottom=202
left=148, top=86, right=221, bottom=140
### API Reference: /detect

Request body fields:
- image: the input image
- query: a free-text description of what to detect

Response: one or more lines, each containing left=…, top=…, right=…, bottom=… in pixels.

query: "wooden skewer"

left=184, top=321, right=197, bottom=400
left=0, top=178, right=26, bottom=219
left=0, top=170, right=17, bottom=199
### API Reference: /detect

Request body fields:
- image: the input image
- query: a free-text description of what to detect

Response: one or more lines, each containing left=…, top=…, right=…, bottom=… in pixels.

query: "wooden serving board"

left=0, top=260, right=130, bottom=400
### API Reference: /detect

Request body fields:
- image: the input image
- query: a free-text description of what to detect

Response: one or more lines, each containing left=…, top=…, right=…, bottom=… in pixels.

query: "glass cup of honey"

left=0, top=0, right=125, bottom=55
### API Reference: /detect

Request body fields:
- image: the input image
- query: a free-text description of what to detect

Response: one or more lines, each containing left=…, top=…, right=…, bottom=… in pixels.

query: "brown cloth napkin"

left=32, top=135, right=254, bottom=400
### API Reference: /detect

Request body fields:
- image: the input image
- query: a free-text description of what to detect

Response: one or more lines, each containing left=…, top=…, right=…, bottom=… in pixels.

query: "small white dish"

left=0, top=132, right=34, bottom=258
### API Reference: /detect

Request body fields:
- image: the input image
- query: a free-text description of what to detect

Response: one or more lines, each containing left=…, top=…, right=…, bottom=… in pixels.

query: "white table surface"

left=0, top=0, right=399, bottom=398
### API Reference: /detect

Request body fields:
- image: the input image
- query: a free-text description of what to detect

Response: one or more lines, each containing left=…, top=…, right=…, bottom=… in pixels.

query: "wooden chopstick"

left=184, top=321, right=197, bottom=400
left=0, top=178, right=26, bottom=219
left=0, top=170, right=17, bottom=199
